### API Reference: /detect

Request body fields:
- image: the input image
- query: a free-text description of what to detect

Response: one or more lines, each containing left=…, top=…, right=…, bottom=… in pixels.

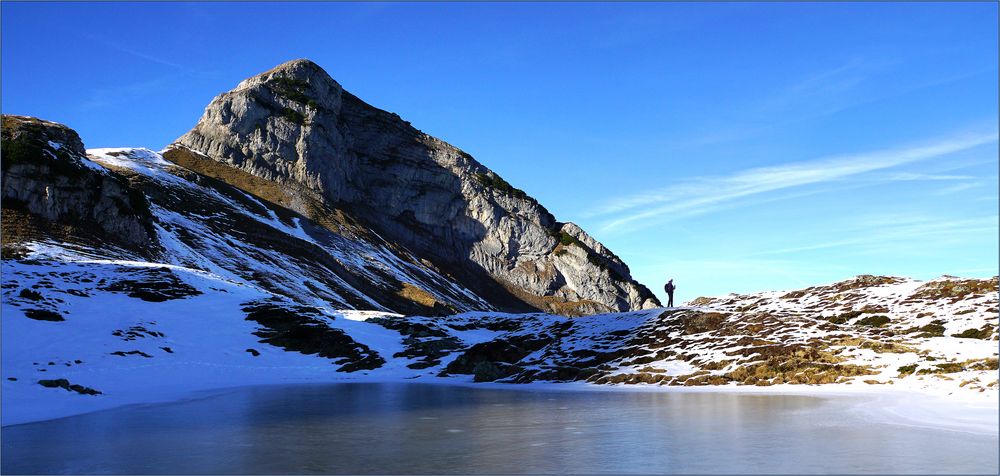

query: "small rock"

left=37, top=378, right=102, bottom=395
left=18, top=288, right=43, bottom=301
left=24, top=309, right=64, bottom=322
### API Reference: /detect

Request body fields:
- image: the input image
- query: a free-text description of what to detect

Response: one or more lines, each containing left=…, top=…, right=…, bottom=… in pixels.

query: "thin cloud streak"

left=78, top=32, right=195, bottom=73
left=592, top=130, right=999, bottom=233
left=883, top=172, right=976, bottom=181
left=677, top=58, right=886, bottom=148
left=749, top=215, right=999, bottom=257
left=112, top=43, right=187, bottom=70
left=80, top=76, right=177, bottom=110
left=934, top=181, right=985, bottom=196
left=757, top=57, right=886, bottom=114
left=678, top=64, right=991, bottom=150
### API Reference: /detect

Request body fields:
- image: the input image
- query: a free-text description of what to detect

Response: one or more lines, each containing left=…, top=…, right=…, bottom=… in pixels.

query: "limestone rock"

left=167, top=59, right=660, bottom=315
left=1, top=115, right=156, bottom=255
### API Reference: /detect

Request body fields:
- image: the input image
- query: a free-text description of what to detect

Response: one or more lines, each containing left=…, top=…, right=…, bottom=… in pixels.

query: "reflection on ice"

left=2, top=383, right=997, bottom=474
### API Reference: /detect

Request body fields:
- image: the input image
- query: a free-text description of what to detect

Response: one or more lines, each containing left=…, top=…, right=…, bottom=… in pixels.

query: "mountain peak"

left=271, top=58, right=322, bottom=71
left=250, top=58, right=338, bottom=88
left=228, top=58, right=343, bottom=110
left=165, top=60, right=661, bottom=315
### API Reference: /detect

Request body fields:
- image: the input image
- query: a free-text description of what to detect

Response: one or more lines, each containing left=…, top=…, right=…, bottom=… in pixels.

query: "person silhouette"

left=664, top=279, right=675, bottom=307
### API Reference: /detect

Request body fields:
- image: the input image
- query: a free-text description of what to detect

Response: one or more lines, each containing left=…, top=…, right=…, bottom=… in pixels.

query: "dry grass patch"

left=905, top=320, right=946, bottom=338
left=968, top=357, right=999, bottom=371
left=679, top=311, right=730, bottom=335
left=951, top=326, right=994, bottom=339
left=635, top=366, right=668, bottom=374
left=855, top=315, right=891, bottom=327
left=698, top=359, right=734, bottom=371
left=909, top=277, right=999, bottom=302
left=723, top=347, right=875, bottom=385
left=591, top=372, right=669, bottom=385
left=831, top=337, right=916, bottom=354
left=689, top=296, right=716, bottom=306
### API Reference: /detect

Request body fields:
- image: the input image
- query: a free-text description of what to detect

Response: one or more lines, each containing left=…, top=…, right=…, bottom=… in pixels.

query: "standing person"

left=664, top=279, right=676, bottom=307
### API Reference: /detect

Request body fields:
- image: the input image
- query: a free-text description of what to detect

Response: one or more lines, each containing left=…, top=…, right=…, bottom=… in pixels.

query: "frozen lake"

left=2, top=383, right=996, bottom=474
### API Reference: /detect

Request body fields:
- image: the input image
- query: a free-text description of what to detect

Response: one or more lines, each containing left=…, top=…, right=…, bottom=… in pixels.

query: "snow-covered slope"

left=4, top=252, right=996, bottom=425
left=86, top=147, right=493, bottom=315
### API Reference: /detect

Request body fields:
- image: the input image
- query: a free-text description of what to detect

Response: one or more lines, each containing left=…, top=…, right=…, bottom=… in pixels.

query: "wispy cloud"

left=80, top=32, right=193, bottom=73
left=679, top=58, right=887, bottom=147
left=80, top=76, right=177, bottom=110
left=883, top=172, right=976, bottom=181
left=756, top=57, right=886, bottom=114
left=933, top=181, right=986, bottom=196
left=590, top=129, right=999, bottom=233
left=749, top=215, right=999, bottom=257
left=679, top=59, right=991, bottom=149
left=111, top=43, right=186, bottom=70
left=73, top=32, right=206, bottom=111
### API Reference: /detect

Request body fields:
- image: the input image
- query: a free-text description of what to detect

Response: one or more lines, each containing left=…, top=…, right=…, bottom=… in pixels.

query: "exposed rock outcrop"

left=1, top=115, right=156, bottom=256
left=166, top=59, right=659, bottom=315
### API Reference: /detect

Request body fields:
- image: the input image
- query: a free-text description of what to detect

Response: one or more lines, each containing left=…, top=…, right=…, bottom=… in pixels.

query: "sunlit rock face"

left=168, top=59, right=660, bottom=315
left=1, top=115, right=156, bottom=254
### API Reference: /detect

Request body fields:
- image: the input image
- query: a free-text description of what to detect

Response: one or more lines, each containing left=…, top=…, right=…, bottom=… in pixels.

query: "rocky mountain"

left=2, top=115, right=493, bottom=317
left=164, top=59, right=659, bottom=315
left=1, top=60, right=658, bottom=317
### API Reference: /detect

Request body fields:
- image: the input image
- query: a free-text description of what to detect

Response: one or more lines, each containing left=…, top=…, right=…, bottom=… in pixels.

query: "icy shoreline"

left=396, top=378, right=1000, bottom=437
left=4, top=374, right=997, bottom=437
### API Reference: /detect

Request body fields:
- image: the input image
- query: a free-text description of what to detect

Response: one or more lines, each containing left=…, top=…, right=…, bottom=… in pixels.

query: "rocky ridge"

left=2, top=60, right=658, bottom=317
left=1, top=116, right=155, bottom=256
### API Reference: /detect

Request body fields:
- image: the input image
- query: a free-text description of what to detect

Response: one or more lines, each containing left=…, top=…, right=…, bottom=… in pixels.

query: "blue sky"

left=3, top=2, right=997, bottom=301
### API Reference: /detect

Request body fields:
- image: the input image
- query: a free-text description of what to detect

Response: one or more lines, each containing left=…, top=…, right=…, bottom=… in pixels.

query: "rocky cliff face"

left=1, top=115, right=155, bottom=256
left=166, top=59, right=659, bottom=315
